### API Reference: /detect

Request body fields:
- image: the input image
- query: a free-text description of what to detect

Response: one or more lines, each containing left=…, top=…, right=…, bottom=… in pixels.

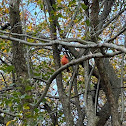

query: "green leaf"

left=23, top=103, right=30, bottom=110
left=0, top=65, right=14, bottom=73
left=81, top=3, right=88, bottom=10
left=25, top=95, right=33, bottom=99
left=34, top=11, right=37, bottom=15
left=57, top=6, right=62, bottom=10
left=25, top=85, right=33, bottom=91
left=69, top=0, right=76, bottom=7
left=6, top=65, right=14, bottom=73
left=40, top=4, right=43, bottom=9
left=85, top=19, right=90, bottom=26
left=5, top=99, right=12, bottom=105
left=34, top=108, right=39, bottom=113
left=34, top=72, right=41, bottom=76
left=13, top=98, right=20, bottom=103
left=42, top=98, right=47, bottom=102
left=57, top=13, right=63, bottom=18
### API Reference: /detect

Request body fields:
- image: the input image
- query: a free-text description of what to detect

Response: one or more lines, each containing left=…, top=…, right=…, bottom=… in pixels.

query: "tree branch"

left=98, top=0, right=116, bottom=30
left=47, top=51, right=121, bottom=86
left=0, top=109, right=17, bottom=117
left=95, top=7, right=126, bottom=36
left=33, top=82, right=51, bottom=108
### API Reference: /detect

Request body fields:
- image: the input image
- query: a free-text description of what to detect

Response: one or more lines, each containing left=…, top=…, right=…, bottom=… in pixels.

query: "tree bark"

left=90, top=1, right=121, bottom=126
left=44, top=103, right=58, bottom=126
left=9, top=0, right=27, bottom=78
left=95, top=59, right=121, bottom=126
left=96, top=59, right=121, bottom=126
left=9, top=0, right=33, bottom=124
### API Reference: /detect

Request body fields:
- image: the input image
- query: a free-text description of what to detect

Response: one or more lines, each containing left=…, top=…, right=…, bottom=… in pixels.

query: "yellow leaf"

left=5, top=8, right=9, bottom=13
left=6, top=120, right=15, bottom=126
left=57, top=0, right=62, bottom=3
left=47, top=98, right=51, bottom=102
left=38, top=50, right=42, bottom=53
left=32, top=57, right=35, bottom=60
left=3, top=50, right=7, bottom=53
left=26, top=29, right=29, bottom=32
left=8, top=103, right=12, bottom=107
left=28, top=24, right=32, bottom=31
left=23, top=105, right=30, bottom=110
left=1, top=46, right=5, bottom=50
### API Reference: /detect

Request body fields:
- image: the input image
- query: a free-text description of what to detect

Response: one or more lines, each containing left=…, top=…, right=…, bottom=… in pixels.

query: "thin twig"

left=120, top=31, right=126, bottom=122
left=94, top=7, right=126, bottom=36
left=0, top=72, right=7, bottom=86
left=84, top=63, right=95, bottom=108
left=0, top=30, right=50, bottom=42
left=0, top=51, right=12, bottom=64
left=120, top=53, right=124, bottom=123
left=95, top=76, right=100, bottom=115
left=45, top=86, right=126, bottom=100
left=68, top=65, right=78, bottom=99
left=33, top=77, right=47, bottom=83
left=33, top=82, right=50, bottom=108
left=0, top=57, right=9, bottom=66
left=64, top=5, right=80, bottom=37
left=107, top=25, right=126, bottom=43
left=0, top=109, right=17, bottom=117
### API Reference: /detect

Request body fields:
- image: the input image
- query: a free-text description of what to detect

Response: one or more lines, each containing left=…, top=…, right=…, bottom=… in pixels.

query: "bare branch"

left=64, top=5, right=80, bottom=37
left=107, top=25, right=126, bottom=43
left=0, top=51, right=12, bottom=64
left=120, top=31, right=126, bottom=122
left=1, top=34, right=126, bottom=56
left=98, top=0, right=115, bottom=30
left=0, top=72, right=7, bottom=86
left=99, top=0, right=106, bottom=9
left=97, top=7, right=126, bottom=35
left=43, top=103, right=58, bottom=125
left=0, top=57, right=9, bottom=66
left=0, top=34, right=52, bottom=46
left=0, top=30, right=50, bottom=41
left=62, top=38, right=94, bottom=44
left=120, top=53, right=125, bottom=123
left=47, top=51, right=121, bottom=87
left=33, top=82, right=50, bottom=109
left=102, top=43, right=126, bottom=53
left=0, top=87, right=14, bottom=93
left=68, top=65, right=78, bottom=98
left=0, top=33, right=94, bottom=46
left=46, top=95, right=59, bottom=99
left=33, top=77, right=47, bottom=83
left=95, top=77, right=100, bottom=115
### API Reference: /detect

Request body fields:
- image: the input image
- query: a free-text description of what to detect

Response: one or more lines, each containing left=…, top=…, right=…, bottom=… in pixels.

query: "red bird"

left=61, top=55, right=69, bottom=65
left=61, top=55, right=69, bottom=71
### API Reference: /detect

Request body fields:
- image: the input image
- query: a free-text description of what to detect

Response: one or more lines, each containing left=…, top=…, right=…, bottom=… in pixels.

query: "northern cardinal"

left=61, top=55, right=69, bottom=72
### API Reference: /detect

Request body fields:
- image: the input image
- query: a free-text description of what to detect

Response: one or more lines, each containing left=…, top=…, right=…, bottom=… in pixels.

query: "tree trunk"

left=89, top=1, right=121, bottom=125
left=45, top=0, right=74, bottom=125
left=9, top=0, right=33, bottom=124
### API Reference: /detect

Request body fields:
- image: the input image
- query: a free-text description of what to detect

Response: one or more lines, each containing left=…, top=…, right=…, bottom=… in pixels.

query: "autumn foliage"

left=0, top=0, right=126, bottom=126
